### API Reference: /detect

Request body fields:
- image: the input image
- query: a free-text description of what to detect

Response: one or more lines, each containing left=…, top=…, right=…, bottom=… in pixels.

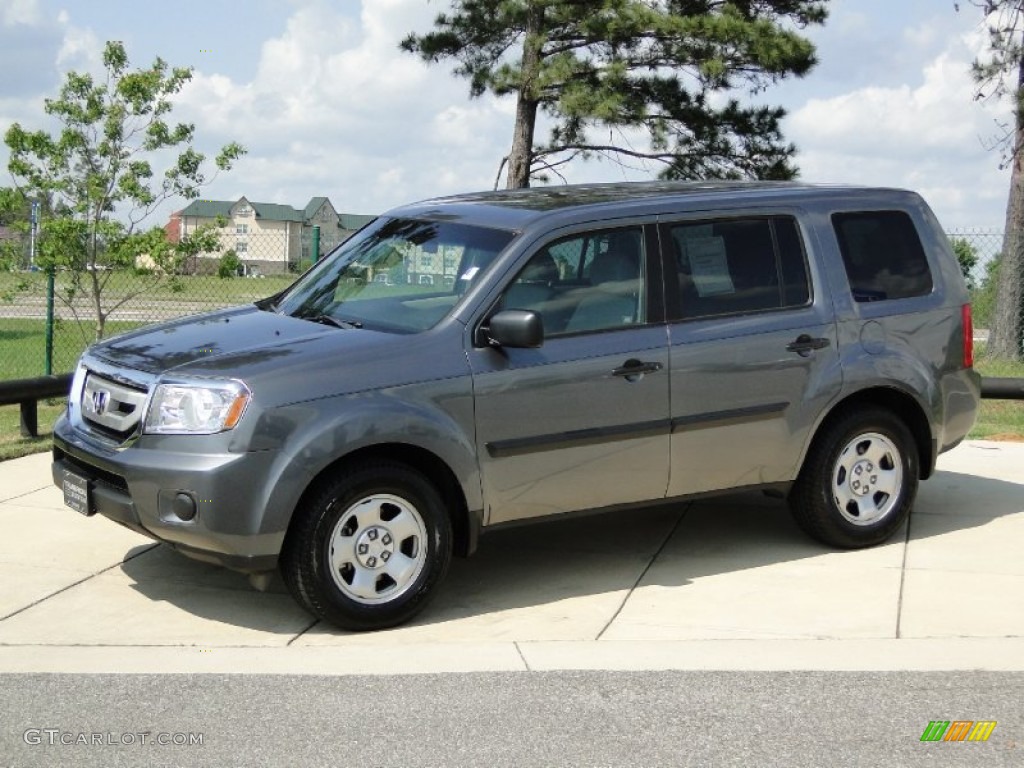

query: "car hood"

left=89, top=305, right=339, bottom=373
left=87, top=305, right=467, bottom=408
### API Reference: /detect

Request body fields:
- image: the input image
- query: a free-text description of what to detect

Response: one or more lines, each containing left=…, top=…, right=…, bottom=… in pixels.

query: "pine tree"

left=402, top=0, right=827, bottom=188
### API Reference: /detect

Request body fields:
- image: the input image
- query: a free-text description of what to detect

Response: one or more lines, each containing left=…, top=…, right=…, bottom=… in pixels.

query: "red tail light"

left=962, top=303, right=974, bottom=368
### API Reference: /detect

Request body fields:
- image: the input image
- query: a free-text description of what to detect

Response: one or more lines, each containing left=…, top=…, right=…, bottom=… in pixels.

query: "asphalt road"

left=2, top=671, right=1021, bottom=767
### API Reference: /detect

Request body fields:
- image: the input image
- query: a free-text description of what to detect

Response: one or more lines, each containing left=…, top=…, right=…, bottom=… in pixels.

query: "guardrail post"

left=0, top=373, right=74, bottom=439
left=19, top=401, right=39, bottom=438
left=45, top=266, right=55, bottom=375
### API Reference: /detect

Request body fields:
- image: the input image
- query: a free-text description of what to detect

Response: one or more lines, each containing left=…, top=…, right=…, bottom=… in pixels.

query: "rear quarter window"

left=832, top=211, right=933, bottom=302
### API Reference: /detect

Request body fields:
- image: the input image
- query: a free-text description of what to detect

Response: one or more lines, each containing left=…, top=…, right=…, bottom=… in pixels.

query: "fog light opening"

left=171, top=492, right=198, bottom=522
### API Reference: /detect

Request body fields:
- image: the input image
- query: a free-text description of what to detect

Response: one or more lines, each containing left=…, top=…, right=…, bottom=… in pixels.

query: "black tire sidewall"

left=299, top=464, right=452, bottom=631
left=797, top=409, right=919, bottom=548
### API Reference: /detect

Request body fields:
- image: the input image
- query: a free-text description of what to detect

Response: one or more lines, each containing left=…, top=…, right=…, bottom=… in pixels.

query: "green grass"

left=971, top=355, right=1024, bottom=441
left=1, top=317, right=144, bottom=379
left=0, top=400, right=64, bottom=462
left=0, top=270, right=295, bottom=303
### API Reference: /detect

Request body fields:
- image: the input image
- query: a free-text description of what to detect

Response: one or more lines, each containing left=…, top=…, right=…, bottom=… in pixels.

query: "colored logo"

left=920, top=721, right=997, bottom=742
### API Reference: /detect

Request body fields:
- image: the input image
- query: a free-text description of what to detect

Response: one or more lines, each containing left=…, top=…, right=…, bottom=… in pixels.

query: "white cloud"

left=55, top=17, right=100, bottom=72
left=169, top=0, right=518, bottom=215
left=170, top=0, right=678, bottom=216
left=785, top=28, right=1010, bottom=229
left=2, top=0, right=1013, bottom=234
left=1, top=0, right=41, bottom=26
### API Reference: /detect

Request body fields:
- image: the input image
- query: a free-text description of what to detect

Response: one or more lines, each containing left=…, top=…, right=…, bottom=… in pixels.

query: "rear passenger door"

left=662, top=214, right=842, bottom=497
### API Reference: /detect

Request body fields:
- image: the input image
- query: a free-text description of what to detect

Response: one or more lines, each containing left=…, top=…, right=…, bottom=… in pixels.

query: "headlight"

left=144, top=379, right=251, bottom=434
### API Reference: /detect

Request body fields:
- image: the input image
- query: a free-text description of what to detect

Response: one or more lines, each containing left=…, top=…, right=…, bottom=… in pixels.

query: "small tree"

left=0, top=187, right=28, bottom=272
left=951, top=237, right=980, bottom=289
left=218, top=249, right=241, bottom=279
left=403, top=0, right=827, bottom=188
left=972, top=255, right=1002, bottom=330
left=4, top=41, right=245, bottom=340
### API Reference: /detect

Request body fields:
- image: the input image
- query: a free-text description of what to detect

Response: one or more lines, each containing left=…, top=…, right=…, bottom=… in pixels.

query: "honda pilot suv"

left=52, top=182, right=981, bottom=630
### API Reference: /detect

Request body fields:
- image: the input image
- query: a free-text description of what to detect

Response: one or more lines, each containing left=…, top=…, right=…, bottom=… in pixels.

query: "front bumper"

left=52, top=414, right=284, bottom=573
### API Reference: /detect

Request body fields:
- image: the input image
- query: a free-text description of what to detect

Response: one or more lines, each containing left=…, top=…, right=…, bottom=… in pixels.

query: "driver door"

left=468, top=224, right=671, bottom=525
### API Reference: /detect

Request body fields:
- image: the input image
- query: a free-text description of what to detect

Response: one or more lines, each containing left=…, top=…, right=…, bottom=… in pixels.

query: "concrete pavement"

left=0, top=441, right=1022, bottom=675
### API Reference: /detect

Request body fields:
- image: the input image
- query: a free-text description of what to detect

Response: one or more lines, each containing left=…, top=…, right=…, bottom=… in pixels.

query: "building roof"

left=179, top=198, right=303, bottom=222
left=303, top=196, right=328, bottom=220
left=251, top=202, right=304, bottom=222
left=179, top=200, right=234, bottom=218
left=338, top=213, right=376, bottom=231
left=178, top=197, right=372, bottom=227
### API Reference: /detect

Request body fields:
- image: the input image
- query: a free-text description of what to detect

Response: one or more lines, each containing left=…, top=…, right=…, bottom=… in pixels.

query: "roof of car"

left=385, top=180, right=910, bottom=232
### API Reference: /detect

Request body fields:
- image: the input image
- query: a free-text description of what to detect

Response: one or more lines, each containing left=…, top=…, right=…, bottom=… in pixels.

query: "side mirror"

left=483, top=309, right=544, bottom=348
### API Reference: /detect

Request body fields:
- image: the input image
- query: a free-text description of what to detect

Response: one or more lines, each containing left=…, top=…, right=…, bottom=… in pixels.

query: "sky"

left=0, top=0, right=1014, bottom=231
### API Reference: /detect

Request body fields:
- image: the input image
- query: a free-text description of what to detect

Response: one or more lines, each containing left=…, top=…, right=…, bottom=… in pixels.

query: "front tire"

left=280, top=462, right=452, bottom=631
left=790, top=408, right=919, bottom=549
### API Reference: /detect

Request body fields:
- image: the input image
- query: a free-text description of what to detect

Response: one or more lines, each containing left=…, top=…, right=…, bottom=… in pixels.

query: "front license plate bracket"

left=63, top=470, right=94, bottom=516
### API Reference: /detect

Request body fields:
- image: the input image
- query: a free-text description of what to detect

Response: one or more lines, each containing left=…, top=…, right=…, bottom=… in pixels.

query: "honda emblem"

left=91, top=389, right=110, bottom=415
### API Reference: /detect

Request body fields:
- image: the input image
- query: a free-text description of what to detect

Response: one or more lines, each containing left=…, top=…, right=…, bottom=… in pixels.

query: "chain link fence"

left=0, top=230, right=321, bottom=379
left=947, top=228, right=1001, bottom=330
left=2, top=227, right=1023, bottom=381
left=947, top=228, right=1024, bottom=362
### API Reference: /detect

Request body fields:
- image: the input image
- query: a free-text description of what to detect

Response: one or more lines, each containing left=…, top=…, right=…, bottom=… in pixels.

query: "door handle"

left=612, top=359, right=663, bottom=380
left=786, top=334, right=830, bottom=356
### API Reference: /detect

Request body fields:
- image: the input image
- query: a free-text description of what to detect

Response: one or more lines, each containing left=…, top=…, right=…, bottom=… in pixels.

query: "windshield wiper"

left=300, top=314, right=363, bottom=329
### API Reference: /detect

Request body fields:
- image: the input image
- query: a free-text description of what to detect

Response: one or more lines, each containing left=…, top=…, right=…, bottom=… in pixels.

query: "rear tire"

left=790, top=407, right=918, bottom=549
left=280, top=462, right=452, bottom=631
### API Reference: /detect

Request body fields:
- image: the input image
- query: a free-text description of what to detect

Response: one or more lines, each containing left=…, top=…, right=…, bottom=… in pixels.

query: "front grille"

left=55, top=447, right=130, bottom=494
left=81, top=373, right=148, bottom=438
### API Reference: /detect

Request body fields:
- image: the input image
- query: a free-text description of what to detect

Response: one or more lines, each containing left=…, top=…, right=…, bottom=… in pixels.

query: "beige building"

left=173, top=196, right=374, bottom=274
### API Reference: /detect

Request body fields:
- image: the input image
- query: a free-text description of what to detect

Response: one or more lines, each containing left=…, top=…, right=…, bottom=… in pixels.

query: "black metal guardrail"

left=0, top=373, right=73, bottom=437
left=981, top=377, right=1024, bottom=400
left=0, top=374, right=1021, bottom=441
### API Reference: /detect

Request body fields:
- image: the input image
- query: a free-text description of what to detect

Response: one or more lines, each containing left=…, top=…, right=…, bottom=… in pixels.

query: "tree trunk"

left=506, top=97, right=539, bottom=189
left=88, top=220, right=106, bottom=342
left=90, top=271, right=105, bottom=342
left=505, top=8, right=544, bottom=189
left=989, top=52, right=1024, bottom=360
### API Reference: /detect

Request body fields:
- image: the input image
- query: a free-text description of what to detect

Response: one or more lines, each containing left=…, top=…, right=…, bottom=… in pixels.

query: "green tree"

left=218, top=249, right=241, bottom=279
left=0, top=186, right=30, bottom=228
left=972, top=255, right=1001, bottom=330
left=0, top=187, right=28, bottom=271
left=951, top=236, right=980, bottom=289
left=963, top=0, right=1024, bottom=358
left=4, top=40, right=245, bottom=340
left=0, top=187, right=63, bottom=272
left=402, top=0, right=827, bottom=188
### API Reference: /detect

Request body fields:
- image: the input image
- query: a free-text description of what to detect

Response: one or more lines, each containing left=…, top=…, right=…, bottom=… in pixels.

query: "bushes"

left=218, top=249, right=241, bottom=279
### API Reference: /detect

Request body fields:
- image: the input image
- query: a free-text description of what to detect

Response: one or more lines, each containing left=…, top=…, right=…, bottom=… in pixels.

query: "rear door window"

left=832, top=211, right=933, bottom=302
left=666, top=216, right=810, bottom=320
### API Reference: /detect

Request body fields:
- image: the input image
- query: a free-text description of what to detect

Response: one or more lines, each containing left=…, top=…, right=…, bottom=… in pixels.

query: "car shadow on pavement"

left=116, top=468, right=1023, bottom=641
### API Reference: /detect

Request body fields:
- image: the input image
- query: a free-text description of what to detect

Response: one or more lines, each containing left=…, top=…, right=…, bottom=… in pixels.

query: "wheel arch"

left=285, top=442, right=478, bottom=559
left=808, top=387, right=935, bottom=479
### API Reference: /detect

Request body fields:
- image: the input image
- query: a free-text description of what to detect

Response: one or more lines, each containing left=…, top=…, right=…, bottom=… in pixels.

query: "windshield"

left=275, top=217, right=515, bottom=332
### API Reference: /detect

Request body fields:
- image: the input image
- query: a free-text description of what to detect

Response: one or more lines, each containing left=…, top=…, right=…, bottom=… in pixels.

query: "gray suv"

left=52, top=182, right=981, bottom=631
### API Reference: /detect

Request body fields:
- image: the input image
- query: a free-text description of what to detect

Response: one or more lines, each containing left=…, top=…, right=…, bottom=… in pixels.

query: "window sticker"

left=685, top=237, right=735, bottom=297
